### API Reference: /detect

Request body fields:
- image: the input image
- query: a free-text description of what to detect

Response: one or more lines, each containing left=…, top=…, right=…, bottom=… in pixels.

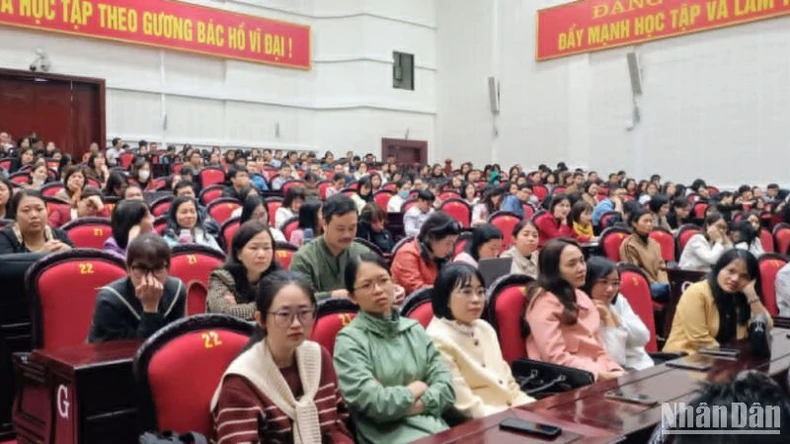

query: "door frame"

left=380, top=138, right=428, bottom=166
left=0, top=68, right=106, bottom=153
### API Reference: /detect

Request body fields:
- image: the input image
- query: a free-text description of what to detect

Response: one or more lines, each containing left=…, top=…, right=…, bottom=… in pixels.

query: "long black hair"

left=535, top=238, right=583, bottom=326
left=111, top=200, right=151, bottom=249
left=581, top=256, right=619, bottom=304
left=464, top=224, right=503, bottom=261
left=707, top=249, right=760, bottom=344
left=223, top=220, right=280, bottom=303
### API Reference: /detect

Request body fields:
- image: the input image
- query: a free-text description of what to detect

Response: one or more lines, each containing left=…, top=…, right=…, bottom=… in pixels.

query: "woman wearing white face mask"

left=131, top=158, right=153, bottom=191
left=387, top=179, right=412, bottom=213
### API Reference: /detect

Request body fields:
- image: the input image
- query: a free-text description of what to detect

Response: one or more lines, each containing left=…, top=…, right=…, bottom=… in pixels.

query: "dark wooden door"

left=0, top=69, right=105, bottom=159
left=381, top=138, right=428, bottom=167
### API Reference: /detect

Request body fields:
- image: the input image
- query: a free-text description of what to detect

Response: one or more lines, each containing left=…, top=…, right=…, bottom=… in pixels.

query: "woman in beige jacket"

left=426, top=263, right=534, bottom=419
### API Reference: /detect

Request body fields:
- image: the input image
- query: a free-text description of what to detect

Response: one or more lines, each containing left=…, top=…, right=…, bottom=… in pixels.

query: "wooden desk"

left=424, top=329, right=790, bottom=443
left=13, top=340, right=142, bottom=444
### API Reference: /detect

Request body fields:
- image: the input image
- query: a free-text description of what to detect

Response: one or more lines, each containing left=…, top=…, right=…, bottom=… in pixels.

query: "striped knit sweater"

left=212, top=345, right=353, bottom=444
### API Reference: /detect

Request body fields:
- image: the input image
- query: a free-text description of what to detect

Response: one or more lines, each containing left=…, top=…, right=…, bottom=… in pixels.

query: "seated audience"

left=222, top=166, right=250, bottom=201
left=744, top=211, right=766, bottom=257
left=240, top=195, right=286, bottom=242
left=207, top=220, right=279, bottom=320
left=84, top=152, right=109, bottom=186
left=570, top=200, right=595, bottom=243
left=289, top=194, right=371, bottom=301
left=620, top=208, right=670, bottom=302
left=501, top=220, right=540, bottom=278
left=131, top=159, right=154, bottom=190
left=228, top=186, right=259, bottom=218
left=275, top=187, right=304, bottom=230
left=289, top=200, right=322, bottom=247
left=534, top=194, right=574, bottom=247
left=48, top=186, right=109, bottom=229
left=392, top=211, right=461, bottom=295
left=0, top=190, right=73, bottom=254
left=471, top=187, right=504, bottom=227
left=271, top=163, right=292, bottom=190
left=678, top=213, right=732, bottom=271
left=664, top=249, right=770, bottom=354
left=776, top=262, right=790, bottom=317
left=582, top=257, right=654, bottom=371
left=88, top=234, right=186, bottom=342
left=524, top=238, right=625, bottom=381
left=334, top=254, right=455, bottom=443
left=357, top=203, right=395, bottom=253
left=500, top=184, right=533, bottom=218
left=211, top=270, right=353, bottom=443
left=55, top=165, right=86, bottom=202
left=123, top=184, right=144, bottom=201
left=24, top=163, right=49, bottom=190
left=648, top=194, right=672, bottom=231
left=404, top=190, right=436, bottom=237
left=104, top=171, right=129, bottom=199
left=386, top=179, right=410, bottom=212
left=462, top=181, right=479, bottom=206
left=351, top=176, right=374, bottom=214
left=454, top=224, right=503, bottom=268
left=427, top=263, right=534, bottom=419
left=581, top=182, right=599, bottom=207
left=667, top=197, right=692, bottom=232
left=731, top=220, right=764, bottom=258
left=325, top=173, right=346, bottom=199
left=104, top=199, right=154, bottom=260
left=592, top=187, right=625, bottom=226
left=162, top=196, right=222, bottom=252
left=0, top=177, right=13, bottom=219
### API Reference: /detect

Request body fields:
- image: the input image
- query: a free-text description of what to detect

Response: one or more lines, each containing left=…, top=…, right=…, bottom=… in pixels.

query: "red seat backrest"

left=692, top=202, right=708, bottom=219
left=169, top=247, right=226, bottom=291
left=266, top=198, right=283, bottom=219
left=0, top=158, right=12, bottom=171
left=207, top=199, right=241, bottom=225
left=199, top=167, right=226, bottom=187
left=28, top=250, right=127, bottom=348
left=491, top=284, right=528, bottom=364
left=489, top=212, right=520, bottom=250
left=61, top=218, right=113, bottom=249
left=282, top=180, right=305, bottom=194
left=9, top=172, right=30, bottom=185
left=151, top=198, right=173, bottom=217
left=599, top=211, right=619, bottom=229
left=317, top=181, right=332, bottom=200
left=119, top=152, right=134, bottom=169
left=439, top=191, right=461, bottom=201
left=553, top=186, right=567, bottom=195
left=41, top=183, right=65, bottom=197
left=373, top=191, right=393, bottom=212
left=220, top=217, right=241, bottom=254
left=43, top=197, right=71, bottom=221
left=618, top=266, right=658, bottom=352
left=775, top=224, right=790, bottom=255
left=283, top=218, right=301, bottom=243
left=600, top=229, right=630, bottom=262
left=402, top=199, right=417, bottom=213
left=276, top=243, right=298, bottom=269
left=154, top=216, right=168, bottom=235
left=649, top=228, right=676, bottom=262
left=677, top=226, right=701, bottom=256
left=522, top=204, right=535, bottom=220
left=310, top=309, right=357, bottom=356
left=186, top=281, right=208, bottom=316
left=758, top=255, right=788, bottom=316
left=171, top=163, right=184, bottom=174
left=199, top=186, right=224, bottom=206
left=532, top=184, right=548, bottom=201
left=408, top=302, right=434, bottom=328
left=440, top=199, right=472, bottom=228
left=760, top=230, right=775, bottom=253
left=143, top=322, right=252, bottom=436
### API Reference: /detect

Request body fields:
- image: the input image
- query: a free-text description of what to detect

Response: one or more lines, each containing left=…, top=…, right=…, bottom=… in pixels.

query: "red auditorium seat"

left=149, top=177, right=168, bottom=191
left=439, top=191, right=461, bottom=201
left=617, top=264, right=658, bottom=352
left=60, top=217, right=113, bottom=249
left=171, top=162, right=184, bottom=174
left=382, top=182, right=397, bottom=192
left=169, top=245, right=226, bottom=293
left=135, top=314, right=255, bottom=437
left=774, top=223, right=790, bottom=255
left=649, top=227, right=676, bottom=262
left=198, top=185, right=224, bottom=206
left=154, top=215, right=168, bottom=235
left=486, top=274, right=534, bottom=365
left=151, top=195, right=174, bottom=217
left=341, top=188, right=356, bottom=197
left=317, top=180, right=332, bottom=200
left=552, top=186, right=567, bottom=195
left=440, top=198, right=472, bottom=228
left=309, top=298, right=359, bottom=355
left=26, top=249, right=127, bottom=349
left=400, top=287, right=434, bottom=328
left=758, top=254, right=788, bottom=316
left=522, top=203, right=535, bottom=220
left=198, top=166, right=226, bottom=187
left=691, top=201, right=708, bottom=219
left=401, top=198, right=418, bottom=213
left=40, top=182, right=65, bottom=197
left=281, top=217, right=299, bottom=241
left=531, top=184, right=548, bottom=202
left=453, top=231, right=473, bottom=257
left=373, top=190, right=394, bottom=211
left=275, top=241, right=298, bottom=269
left=760, top=229, right=775, bottom=253
left=488, top=211, right=521, bottom=251
left=206, top=198, right=241, bottom=225
left=599, top=227, right=631, bottom=262
left=186, top=280, right=208, bottom=316
left=687, top=193, right=701, bottom=204
left=119, top=152, right=135, bottom=169
left=266, top=197, right=283, bottom=219
left=219, top=216, right=241, bottom=253
left=282, top=180, right=305, bottom=194
left=42, top=196, right=72, bottom=222
left=598, top=211, right=620, bottom=229
left=8, top=172, right=29, bottom=186
left=0, top=157, right=12, bottom=171
left=676, top=224, right=702, bottom=258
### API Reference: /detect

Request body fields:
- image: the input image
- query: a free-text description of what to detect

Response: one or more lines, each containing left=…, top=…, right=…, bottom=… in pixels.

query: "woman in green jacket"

left=333, top=253, right=455, bottom=443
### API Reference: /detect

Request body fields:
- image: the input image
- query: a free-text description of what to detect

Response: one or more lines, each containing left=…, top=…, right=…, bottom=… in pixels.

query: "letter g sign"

left=57, top=384, right=70, bottom=419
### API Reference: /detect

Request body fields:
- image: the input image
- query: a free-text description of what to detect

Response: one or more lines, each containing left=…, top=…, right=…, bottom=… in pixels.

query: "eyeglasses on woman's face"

left=268, top=307, right=317, bottom=328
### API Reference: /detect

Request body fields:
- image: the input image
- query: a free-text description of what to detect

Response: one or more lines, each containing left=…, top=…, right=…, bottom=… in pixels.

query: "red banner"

left=537, top=0, right=790, bottom=61
left=0, top=0, right=311, bottom=69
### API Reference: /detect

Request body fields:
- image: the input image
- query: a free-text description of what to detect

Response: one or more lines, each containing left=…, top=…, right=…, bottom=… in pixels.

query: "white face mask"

left=138, top=170, right=150, bottom=181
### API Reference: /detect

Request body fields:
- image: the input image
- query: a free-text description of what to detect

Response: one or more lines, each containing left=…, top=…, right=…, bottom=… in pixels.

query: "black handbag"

left=748, top=313, right=772, bottom=359
left=511, top=358, right=594, bottom=399
left=139, top=432, right=208, bottom=444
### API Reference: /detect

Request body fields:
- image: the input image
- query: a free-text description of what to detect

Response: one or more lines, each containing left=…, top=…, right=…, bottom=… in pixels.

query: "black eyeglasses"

left=267, top=307, right=317, bottom=328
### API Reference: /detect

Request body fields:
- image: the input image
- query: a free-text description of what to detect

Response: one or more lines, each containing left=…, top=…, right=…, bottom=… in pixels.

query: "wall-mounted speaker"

left=488, top=76, right=500, bottom=114
left=627, top=52, right=643, bottom=95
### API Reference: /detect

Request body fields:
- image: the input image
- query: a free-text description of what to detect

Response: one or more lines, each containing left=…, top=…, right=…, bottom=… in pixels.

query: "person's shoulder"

left=96, top=277, right=132, bottom=300
left=164, top=276, right=186, bottom=293
left=683, top=280, right=712, bottom=300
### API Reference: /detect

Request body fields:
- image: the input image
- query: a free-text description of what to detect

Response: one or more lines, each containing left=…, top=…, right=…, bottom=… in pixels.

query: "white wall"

left=436, top=0, right=790, bottom=187
left=0, top=0, right=436, bottom=158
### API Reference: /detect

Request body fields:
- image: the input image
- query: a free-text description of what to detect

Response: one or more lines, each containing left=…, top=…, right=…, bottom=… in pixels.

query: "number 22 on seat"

left=201, top=331, right=223, bottom=348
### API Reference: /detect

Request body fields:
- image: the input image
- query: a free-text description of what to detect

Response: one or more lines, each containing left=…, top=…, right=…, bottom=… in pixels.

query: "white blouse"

left=598, top=294, right=654, bottom=371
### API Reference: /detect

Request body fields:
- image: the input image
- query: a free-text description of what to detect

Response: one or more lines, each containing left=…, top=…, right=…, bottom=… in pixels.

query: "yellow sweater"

left=426, top=318, right=533, bottom=419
